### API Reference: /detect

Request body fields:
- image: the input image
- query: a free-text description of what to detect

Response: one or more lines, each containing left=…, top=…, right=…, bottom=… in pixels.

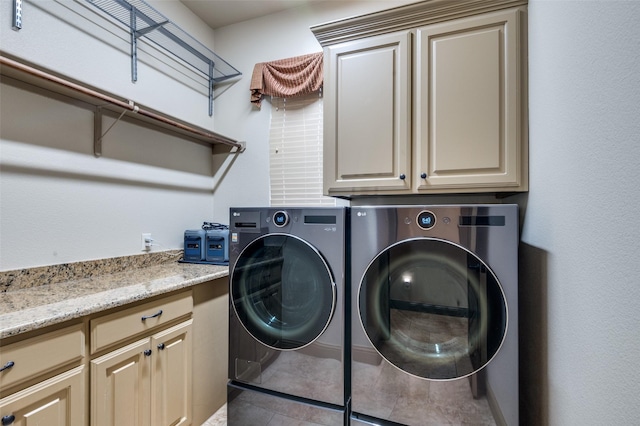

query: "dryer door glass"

left=232, top=234, right=337, bottom=350
left=359, top=237, right=507, bottom=380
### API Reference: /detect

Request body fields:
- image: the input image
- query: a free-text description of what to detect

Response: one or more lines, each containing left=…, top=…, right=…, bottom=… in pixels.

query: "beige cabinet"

left=316, top=2, right=528, bottom=196
left=323, top=31, right=412, bottom=193
left=0, top=282, right=223, bottom=426
left=150, top=321, right=192, bottom=426
left=0, top=324, right=86, bottom=425
left=414, top=8, right=526, bottom=191
left=91, top=339, right=150, bottom=426
left=0, top=366, right=85, bottom=426
left=90, top=291, right=193, bottom=426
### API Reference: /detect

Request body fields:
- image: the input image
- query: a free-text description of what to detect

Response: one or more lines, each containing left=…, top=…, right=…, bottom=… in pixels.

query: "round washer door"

left=359, top=237, right=508, bottom=380
left=231, top=234, right=337, bottom=350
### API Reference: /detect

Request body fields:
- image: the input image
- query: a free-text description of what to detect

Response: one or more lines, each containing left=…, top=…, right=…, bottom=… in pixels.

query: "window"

left=268, top=92, right=335, bottom=206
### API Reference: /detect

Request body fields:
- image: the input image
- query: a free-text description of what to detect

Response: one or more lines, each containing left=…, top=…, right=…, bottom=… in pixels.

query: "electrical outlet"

left=141, top=233, right=152, bottom=251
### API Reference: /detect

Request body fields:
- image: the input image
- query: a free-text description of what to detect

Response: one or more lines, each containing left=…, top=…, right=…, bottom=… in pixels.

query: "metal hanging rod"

left=0, top=55, right=246, bottom=156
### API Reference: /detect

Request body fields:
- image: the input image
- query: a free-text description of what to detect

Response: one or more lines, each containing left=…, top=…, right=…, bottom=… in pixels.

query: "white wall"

left=522, top=0, right=640, bottom=423
left=0, top=0, right=226, bottom=270
left=209, top=0, right=417, bottom=223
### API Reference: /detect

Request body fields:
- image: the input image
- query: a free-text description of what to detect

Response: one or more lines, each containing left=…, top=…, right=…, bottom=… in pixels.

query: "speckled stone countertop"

left=0, top=251, right=229, bottom=339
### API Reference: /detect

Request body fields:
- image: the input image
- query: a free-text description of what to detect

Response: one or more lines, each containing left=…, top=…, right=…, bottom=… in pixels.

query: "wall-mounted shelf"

left=84, top=0, right=241, bottom=116
left=0, top=55, right=246, bottom=156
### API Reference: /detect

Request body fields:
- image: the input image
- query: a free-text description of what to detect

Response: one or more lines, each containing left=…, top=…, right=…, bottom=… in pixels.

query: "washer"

left=350, top=205, right=519, bottom=425
left=227, top=207, right=349, bottom=425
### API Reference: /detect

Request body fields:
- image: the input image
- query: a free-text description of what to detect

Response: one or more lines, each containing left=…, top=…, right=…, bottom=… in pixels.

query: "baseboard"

left=352, top=345, right=383, bottom=366
left=486, top=383, right=507, bottom=426
left=299, top=341, right=342, bottom=361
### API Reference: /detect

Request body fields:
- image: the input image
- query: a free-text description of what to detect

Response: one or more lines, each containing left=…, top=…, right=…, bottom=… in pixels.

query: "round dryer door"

left=359, top=237, right=508, bottom=380
left=231, top=234, right=336, bottom=350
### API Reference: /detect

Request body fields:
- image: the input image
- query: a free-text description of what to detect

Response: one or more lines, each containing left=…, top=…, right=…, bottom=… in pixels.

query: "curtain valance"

left=250, top=52, right=323, bottom=108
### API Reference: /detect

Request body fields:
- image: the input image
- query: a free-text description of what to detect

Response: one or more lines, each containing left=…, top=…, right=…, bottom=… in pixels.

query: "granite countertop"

left=0, top=251, right=229, bottom=339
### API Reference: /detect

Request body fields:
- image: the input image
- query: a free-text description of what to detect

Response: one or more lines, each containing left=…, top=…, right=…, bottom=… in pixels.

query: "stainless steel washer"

left=227, top=207, right=348, bottom=425
left=350, top=205, right=519, bottom=425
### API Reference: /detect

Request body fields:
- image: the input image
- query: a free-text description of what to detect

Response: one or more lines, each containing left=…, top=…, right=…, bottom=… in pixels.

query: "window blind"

left=269, top=92, right=335, bottom=206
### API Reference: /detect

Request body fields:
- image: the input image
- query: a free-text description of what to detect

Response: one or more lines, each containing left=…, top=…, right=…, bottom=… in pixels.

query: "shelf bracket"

left=130, top=8, right=169, bottom=82
left=136, top=20, right=168, bottom=37
left=212, top=141, right=246, bottom=193
left=94, top=104, right=137, bottom=157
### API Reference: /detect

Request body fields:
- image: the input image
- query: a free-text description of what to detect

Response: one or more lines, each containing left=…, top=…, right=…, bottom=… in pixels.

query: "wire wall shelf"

left=85, top=0, right=241, bottom=116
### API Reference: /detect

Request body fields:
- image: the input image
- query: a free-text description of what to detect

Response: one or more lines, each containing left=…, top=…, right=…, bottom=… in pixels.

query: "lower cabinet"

left=90, top=291, right=194, bottom=426
left=0, top=366, right=85, bottom=426
left=0, top=323, right=86, bottom=426
left=91, top=320, right=193, bottom=426
left=1, top=286, right=213, bottom=426
left=91, top=339, right=151, bottom=426
left=150, top=321, right=193, bottom=426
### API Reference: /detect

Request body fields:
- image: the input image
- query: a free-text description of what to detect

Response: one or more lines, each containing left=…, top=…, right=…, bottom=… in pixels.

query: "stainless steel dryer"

left=350, top=205, right=519, bottom=426
left=227, top=207, right=348, bottom=425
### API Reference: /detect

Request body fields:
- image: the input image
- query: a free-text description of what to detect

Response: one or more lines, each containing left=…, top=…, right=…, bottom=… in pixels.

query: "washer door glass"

left=232, top=234, right=336, bottom=350
left=359, top=238, right=507, bottom=380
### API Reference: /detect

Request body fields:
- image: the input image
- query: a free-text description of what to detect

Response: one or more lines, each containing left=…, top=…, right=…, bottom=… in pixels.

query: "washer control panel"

left=416, top=210, right=436, bottom=230
left=273, top=210, right=290, bottom=227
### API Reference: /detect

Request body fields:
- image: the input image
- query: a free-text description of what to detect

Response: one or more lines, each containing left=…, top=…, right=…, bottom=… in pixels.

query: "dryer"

left=227, top=207, right=349, bottom=425
left=350, top=205, right=519, bottom=426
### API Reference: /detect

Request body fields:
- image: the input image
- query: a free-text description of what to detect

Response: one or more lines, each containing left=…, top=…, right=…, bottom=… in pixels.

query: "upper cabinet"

left=313, top=0, right=528, bottom=196
left=323, top=31, right=412, bottom=193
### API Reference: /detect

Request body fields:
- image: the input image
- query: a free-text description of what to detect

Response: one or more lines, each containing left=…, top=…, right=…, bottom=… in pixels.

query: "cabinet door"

left=415, top=8, right=526, bottom=191
left=0, top=366, right=85, bottom=426
left=91, top=339, right=151, bottom=426
left=150, top=320, right=192, bottom=426
left=324, top=31, right=412, bottom=194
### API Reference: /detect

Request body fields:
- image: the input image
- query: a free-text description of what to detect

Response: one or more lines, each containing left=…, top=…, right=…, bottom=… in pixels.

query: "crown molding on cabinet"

left=310, top=0, right=528, bottom=46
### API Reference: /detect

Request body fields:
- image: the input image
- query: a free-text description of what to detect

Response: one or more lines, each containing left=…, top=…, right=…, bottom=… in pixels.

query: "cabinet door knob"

left=144, top=349, right=152, bottom=357
left=141, top=310, right=163, bottom=321
left=399, top=174, right=406, bottom=180
left=157, top=343, right=165, bottom=350
left=0, top=361, right=15, bottom=372
left=2, top=415, right=15, bottom=425
left=420, top=172, right=427, bottom=179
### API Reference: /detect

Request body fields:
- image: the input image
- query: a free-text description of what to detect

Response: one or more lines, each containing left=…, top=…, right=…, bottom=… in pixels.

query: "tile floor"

left=206, top=311, right=496, bottom=426
left=203, top=360, right=496, bottom=426
left=201, top=404, right=227, bottom=426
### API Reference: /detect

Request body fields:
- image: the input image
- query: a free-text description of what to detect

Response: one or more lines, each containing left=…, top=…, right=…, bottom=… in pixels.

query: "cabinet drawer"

left=90, top=290, right=193, bottom=354
left=0, top=323, right=85, bottom=391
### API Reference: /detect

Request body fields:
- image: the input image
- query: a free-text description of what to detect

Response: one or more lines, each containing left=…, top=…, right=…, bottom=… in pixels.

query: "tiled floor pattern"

left=352, top=358, right=496, bottom=425
left=257, top=349, right=344, bottom=405
left=228, top=389, right=344, bottom=426
left=201, top=403, right=226, bottom=426
left=203, top=351, right=496, bottom=425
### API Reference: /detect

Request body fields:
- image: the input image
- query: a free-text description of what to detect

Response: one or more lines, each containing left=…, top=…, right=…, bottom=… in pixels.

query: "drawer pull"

left=157, top=343, right=165, bottom=350
left=141, top=310, right=163, bottom=321
left=0, top=361, right=15, bottom=372
left=2, top=415, right=15, bottom=425
left=144, top=349, right=152, bottom=357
